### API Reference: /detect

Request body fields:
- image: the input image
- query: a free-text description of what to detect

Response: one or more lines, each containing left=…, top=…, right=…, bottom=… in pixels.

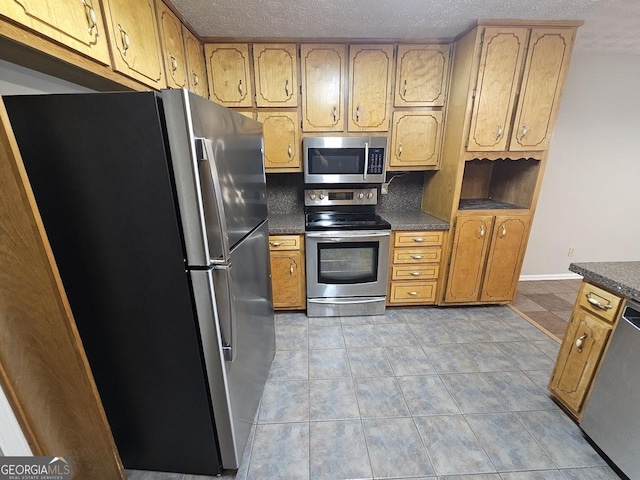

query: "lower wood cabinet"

left=388, top=230, right=444, bottom=305
left=269, top=235, right=306, bottom=310
left=549, top=281, right=622, bottom=419
left=444, top=213, right=530, bottom=304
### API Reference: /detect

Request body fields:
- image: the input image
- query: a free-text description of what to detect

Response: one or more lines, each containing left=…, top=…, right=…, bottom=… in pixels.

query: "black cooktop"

left=305, top=212, right=391, bottom=231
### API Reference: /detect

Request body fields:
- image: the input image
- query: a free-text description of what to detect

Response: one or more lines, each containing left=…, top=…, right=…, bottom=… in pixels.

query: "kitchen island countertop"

left=570, top=261, right=640, bottom=303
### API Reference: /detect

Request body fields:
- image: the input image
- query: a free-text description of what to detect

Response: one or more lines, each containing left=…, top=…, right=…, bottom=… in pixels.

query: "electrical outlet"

left=568, top=247, right=575, bottom=257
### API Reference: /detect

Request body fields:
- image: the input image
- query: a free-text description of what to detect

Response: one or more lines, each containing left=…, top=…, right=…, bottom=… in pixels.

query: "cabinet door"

left=394, top=44, right=450, bottom=107
left=1, top=0, right=111, bottom=65
left=509, top=28, right=575, bottom=151
left=156, top=1, right=187, bottom=88
left=549, top=309, right=612, bottom=415
left=480, top=215, right=530, bottom=302
left=348, top=45, right=394, bottom=132
left=102, top=0, right=166, bottom=88
left=182, top=26, right=209, bottom=98
left=389, top=111, right=443, bottom=170
left=253, top=44, right=298, bottom=107
left=270, top=250, right=305, bottom=309
left=205, top=44, right=252, bottom=107
left=467, top=28, right=528, bottom=151
left=444, top=215, right=493, bottom=303
left=257, top=111, right=300, bottom=171
left=300, top=44, right=345, bottom=132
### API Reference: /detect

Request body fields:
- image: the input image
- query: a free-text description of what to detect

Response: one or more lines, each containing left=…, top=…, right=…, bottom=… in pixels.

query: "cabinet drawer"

left=391, top=265, right=439, bottom=281
left=269, top=235, right=301, bottom=251
left=577, top=282, right=622, bottom=323
left=389, top=281, right=437, bottom=304
left=393, top=248, right=441, bottom=264
left=394, top=231, right=443, bottom=247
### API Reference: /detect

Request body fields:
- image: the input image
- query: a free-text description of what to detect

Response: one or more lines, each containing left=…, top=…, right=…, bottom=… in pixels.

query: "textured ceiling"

left=171, top=0, right=640, bottom=54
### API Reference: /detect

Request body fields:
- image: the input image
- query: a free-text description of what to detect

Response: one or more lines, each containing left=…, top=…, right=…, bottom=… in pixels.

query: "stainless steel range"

left=305, top=187, right=391, bottom=317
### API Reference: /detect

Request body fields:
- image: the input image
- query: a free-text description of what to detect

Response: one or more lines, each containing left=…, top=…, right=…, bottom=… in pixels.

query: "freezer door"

left=162, top=89, right=268, bottom=266
left=191, top=219, right=275, bottom=468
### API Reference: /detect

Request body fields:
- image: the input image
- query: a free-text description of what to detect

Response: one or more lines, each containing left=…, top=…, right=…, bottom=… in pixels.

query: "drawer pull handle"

left=410, top=255, right=424, bottom=260
left=575, top=333, right=588, bottom=352
left=270, top=241, right=283, bottom=247
left=413, top=237, right=425, bottom=242
left=586, top=293, right=612, bottom=310
left=407, top=291, right=419, bottom=296
left=410, top=271, right=421, bottom=276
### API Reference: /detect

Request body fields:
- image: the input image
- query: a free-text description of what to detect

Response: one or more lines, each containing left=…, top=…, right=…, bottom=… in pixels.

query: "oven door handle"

left=306, top=231, right=390, bottom=239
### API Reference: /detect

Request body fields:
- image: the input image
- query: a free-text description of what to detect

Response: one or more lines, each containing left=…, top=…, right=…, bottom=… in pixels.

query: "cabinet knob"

left=575, top=333, right=588, bottom=353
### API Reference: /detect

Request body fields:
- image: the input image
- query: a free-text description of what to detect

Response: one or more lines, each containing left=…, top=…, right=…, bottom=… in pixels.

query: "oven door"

left=305, top=230, right=390, bottom=299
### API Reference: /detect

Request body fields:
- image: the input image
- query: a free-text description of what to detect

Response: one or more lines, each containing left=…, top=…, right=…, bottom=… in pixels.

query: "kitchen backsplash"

left=265, top=171, right=425, bottom=214
left=377, top=172, right=425, bottom=212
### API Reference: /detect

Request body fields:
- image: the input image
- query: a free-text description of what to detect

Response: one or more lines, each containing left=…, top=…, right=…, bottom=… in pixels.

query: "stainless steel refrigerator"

left=4, top=89, right=275, bottom=475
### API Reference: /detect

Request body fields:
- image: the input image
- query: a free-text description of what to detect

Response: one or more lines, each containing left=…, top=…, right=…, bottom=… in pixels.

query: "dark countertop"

left=379, top=211, right=450, bottom=231
left=268, top=213, right=306, bottom=234
left=570, top=261, right=640, bottom=303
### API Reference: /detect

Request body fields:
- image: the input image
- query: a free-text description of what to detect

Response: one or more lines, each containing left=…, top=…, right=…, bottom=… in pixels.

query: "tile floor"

left=511, top=279, right=583, bottom=341
left=128, top=300, right=623, bottom=480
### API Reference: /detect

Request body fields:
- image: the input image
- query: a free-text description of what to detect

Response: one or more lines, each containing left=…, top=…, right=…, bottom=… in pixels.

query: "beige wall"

left=521, top=51, right=640, bottom=277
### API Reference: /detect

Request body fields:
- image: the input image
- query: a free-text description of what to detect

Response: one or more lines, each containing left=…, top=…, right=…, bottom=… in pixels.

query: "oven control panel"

left=305, top=187, right=378, bottom=206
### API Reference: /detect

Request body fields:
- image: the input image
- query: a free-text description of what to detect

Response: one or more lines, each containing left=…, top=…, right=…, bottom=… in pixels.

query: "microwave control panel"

left=367, top=148, right=385, bottom=175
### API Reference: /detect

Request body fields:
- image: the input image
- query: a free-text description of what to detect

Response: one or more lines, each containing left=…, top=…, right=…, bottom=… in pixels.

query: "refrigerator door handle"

left=213, top=264, right=236, bottom=361
left=195, top=137, right=230, bottom=263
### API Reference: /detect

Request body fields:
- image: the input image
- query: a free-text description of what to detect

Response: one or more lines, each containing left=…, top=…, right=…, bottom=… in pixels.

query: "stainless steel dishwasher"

left=581, top=299, right=640, bottom=479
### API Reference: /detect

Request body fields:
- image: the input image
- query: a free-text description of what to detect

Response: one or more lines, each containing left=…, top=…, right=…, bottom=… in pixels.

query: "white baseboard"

left=519, top=273, right=582, bottom=281
left=0, top=383, right=32, bottom=456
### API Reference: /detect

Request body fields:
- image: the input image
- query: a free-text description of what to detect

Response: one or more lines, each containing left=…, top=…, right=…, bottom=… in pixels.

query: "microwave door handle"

left=363, top=142, right=369, bottom=181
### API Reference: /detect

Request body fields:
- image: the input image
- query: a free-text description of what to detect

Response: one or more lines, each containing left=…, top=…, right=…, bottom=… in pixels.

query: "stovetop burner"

left=305, top=212, right=391, bottom=231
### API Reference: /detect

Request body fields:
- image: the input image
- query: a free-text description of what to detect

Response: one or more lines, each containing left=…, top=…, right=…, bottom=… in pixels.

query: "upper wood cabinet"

left=102, top=0, right=166, bottom=89
left=257, top=111, right=301, bottom=172
left=300, top=44, right=346, bottom=132
left=348, top=45, right=394, bottom=132
left=389, top=111, right=443, bottom=170
left=155, top=1, right=187, bottom=89
left=509, top=28, right=575, bottom=151
left=205, top=43, right=253, bottom=107
left=467, top=27, right=575, bottom=152
left=394, top=44, right=450, bottom=107
left=182, top=26, right=209, bottom=98
left=0, top=0, right=111, bottom=65
left=253, top=44, right=298, bottom=107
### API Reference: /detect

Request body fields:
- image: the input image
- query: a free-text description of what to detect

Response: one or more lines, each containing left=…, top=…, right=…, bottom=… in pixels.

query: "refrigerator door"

left=161, top=89, right=268, bottom=266
left=191, top=219, right=275, bottom=468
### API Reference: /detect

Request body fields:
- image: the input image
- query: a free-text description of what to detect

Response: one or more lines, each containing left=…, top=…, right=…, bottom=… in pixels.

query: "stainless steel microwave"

left=303, top=136, right=387, bottom=184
